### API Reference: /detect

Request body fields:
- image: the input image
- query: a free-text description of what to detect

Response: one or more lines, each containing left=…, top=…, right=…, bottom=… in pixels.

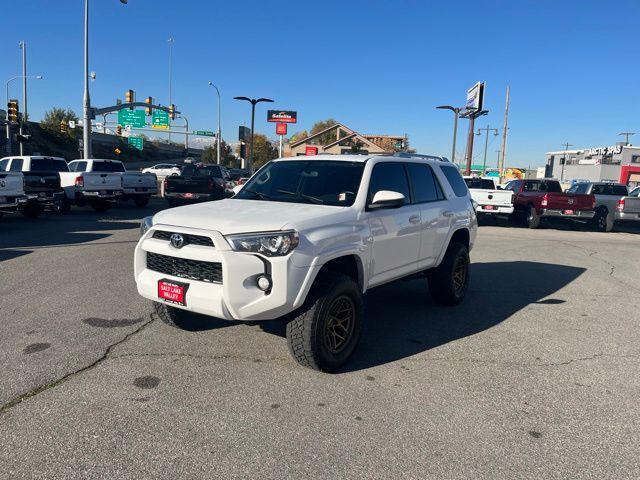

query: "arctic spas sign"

left=587, top=145, right=623, bottom=156
left=267, top=110, right=297, bottom=123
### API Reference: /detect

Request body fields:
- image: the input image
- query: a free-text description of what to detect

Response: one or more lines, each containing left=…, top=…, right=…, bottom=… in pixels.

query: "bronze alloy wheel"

left=452, top=257, right=468, bottom=295
left=323, top=295, right=355, bottom=353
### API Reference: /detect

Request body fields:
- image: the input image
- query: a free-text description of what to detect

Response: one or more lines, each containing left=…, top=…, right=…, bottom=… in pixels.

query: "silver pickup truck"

left=0, top=172, right=27, bottom=216
left=566, top=182, right=640, bottom=231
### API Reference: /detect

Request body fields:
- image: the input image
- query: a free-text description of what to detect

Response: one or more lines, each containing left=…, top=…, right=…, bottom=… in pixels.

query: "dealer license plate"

left=182, top=192, right=197, bottom=199
left=484, top=205, right=495, bottom=210
left=564, top=209, right=574, bottom=215
left=158, top=279, right=188, bottom=306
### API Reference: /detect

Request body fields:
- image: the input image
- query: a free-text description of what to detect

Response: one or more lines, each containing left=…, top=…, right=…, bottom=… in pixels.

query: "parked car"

left=163, top=164, right=230, bottom=206
left=463, top=176, right=514, bottom=220
left=56, top=159, right=123, bottom=212
left=136, top=154, right=477, bottom=372
left=0, top=171, right=27, bottom=216
left=566, top=182, right=633, bottom=232
left=0, top=156, right=68, bottom=216
left=141, top=163, right=180, bottom=179
left=504, top=178, right=595, bottom=229
left=69, top=159, right=157, bottom=208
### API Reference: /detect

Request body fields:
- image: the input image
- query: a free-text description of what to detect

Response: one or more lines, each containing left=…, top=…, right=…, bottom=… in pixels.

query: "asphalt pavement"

left=1, top=200, right=639, bottom=479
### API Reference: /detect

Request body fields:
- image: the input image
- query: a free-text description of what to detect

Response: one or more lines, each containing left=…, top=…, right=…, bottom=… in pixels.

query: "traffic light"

left=60, top=120, right=67, bottom=134
left=169, top=104, right=176, bottom=120
left=7, top=99, right=19, bottom=123
left=116, top=125, right=122, bottom=136
left=125, top=89, right=135, bottom=109
left=145, top=96, right=153, bottom=116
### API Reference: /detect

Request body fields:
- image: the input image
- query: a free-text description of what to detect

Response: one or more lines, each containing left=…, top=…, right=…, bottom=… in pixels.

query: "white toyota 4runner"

left=135, top=154, right=477, bottom=371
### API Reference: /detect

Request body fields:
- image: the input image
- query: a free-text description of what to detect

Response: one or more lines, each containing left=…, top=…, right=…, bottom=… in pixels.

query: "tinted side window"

left=407, top=163, right=443, bottom=203
left=609, top=185, right=628, bottom=196
left=568, top=183, right=589, bottom=194
left=591, top=184, right=605, bottom=195
left=368, top=163, right=410, bottom=204
left=9, top=159, right=24, bottom=171
left=0, top=159, right=8, bottom=171
left=543, top=181, right=562, bottom=193
left=30, top=158, right=69, bottom=172
left=440, top=165, right=468, bottom=197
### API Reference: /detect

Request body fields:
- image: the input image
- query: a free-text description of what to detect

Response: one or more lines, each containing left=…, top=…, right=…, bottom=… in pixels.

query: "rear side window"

left=440, top=165, right=468, bottom=197
left=567, top=183, right=589, bottom=194
left=543, top=181, right=562, bottom=193
left=92, top=161, right=125, bottom=172
left=9, top=159, right=23, bottom=171
left=407, top=163, right=444, bottom=203
left=368, top=162, right=410, bottom=204
left=0, top=159, right=8, bottom=171
left=608, top=184, right=628, bottom=196
left=70, top=161, right=88, bottom=172
left=464, top=177, right=496, bottom=189
left=30, top=158, right=69, bottom=172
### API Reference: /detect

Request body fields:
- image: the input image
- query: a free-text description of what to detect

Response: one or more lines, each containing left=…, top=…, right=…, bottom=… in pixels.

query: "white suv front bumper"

left=134, top=225, right=317, bottom=321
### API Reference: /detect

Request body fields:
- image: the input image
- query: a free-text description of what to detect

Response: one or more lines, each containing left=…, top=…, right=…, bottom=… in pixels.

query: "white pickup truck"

left=463, top=176, right=514, bottom=219
left=136, top=154, right=477, bottom=372
left=68, top=159, right=157, bottom=208
left=0, top=172, right=27, bottom=216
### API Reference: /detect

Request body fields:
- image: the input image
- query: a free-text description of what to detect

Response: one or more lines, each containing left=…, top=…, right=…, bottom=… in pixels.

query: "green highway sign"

left=152, top=109, right=170, bottom=129
left=193, top=130, right=215, bottom=136
left=117, top=109, right=146, bottom=128
left=128, top=136, right=144, bottom=150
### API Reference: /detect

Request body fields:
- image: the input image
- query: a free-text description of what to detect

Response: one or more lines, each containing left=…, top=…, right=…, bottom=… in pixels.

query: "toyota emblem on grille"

left=170, top=233, right=185, bottom=248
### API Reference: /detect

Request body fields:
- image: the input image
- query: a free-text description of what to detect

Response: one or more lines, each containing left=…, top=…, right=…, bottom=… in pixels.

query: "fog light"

left=257, top=275, right=272, bottom=291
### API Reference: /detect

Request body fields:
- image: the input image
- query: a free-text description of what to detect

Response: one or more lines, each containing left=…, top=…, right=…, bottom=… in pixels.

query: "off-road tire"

left=526, top=205, right=541, bottom=229
left=428, top=242, right=470, bottom=306
left=593, top=207, right=613, bottom=232
left=20, top=202, right=42, bottom=219
left=286, top=273, right=363, bottom=372
left=53, top=199, right=71, bottom=214
left=134, top=196, right=150, bottom=208
left=153, top=301, right=193, bottom=329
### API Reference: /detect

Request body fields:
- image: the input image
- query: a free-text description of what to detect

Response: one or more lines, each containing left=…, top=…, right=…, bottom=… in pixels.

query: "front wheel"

left=428, top=242, right=470, bottom=306
left=593, top=208, right=613, bottom=232
left=286, top=274, right=363, bottom=372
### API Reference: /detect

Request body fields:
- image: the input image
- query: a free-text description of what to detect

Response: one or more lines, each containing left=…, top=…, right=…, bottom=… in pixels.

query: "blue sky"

left=1, top=0, right=639, bottom=167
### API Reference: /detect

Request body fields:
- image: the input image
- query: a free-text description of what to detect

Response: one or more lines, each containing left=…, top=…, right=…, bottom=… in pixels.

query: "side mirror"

left=496, top=185, right=503, bottom=190
left=369, top=190, right=405, bottom=209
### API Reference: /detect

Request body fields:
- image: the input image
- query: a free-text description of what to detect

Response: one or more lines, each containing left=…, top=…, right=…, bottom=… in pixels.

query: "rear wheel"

left=53, top=199, right=71, bottom=214
left=428, top=242, right=470, bottom=306
left=133, top=196, right=150, bottom=208
left=286, top=273, right=362, bottom=372
left=526, top=205, right=541, bottom=229
left=593, top=207, right=613, bottom=232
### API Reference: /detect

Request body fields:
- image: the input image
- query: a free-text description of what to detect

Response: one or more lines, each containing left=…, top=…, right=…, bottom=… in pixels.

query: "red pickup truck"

left=503, top=179, right=595, bottom=228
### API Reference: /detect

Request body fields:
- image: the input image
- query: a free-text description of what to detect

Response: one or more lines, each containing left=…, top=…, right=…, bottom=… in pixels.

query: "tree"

left=201, top=140, right=237, bottom=166
left=289, top=130, right=308, bottom=143
left=201, top=146, right=216, bottom=164
left=309, top=118, right=338, bottom=145
left=41, top=107, right=79, bottom=137
left=244, top=134, right=278, bottom=168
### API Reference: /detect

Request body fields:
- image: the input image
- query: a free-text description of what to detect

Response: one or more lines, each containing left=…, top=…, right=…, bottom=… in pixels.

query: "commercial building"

left=545, top=144, right=640, bottom=187
left=287, top=122, right=408, bottom=156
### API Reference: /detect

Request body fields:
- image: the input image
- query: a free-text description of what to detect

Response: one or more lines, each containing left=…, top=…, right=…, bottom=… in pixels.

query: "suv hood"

left=153, top=198, right=352, bottom=235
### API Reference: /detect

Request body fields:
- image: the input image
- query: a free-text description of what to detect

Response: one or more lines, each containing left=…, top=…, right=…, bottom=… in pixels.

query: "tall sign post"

left=461, top=82, right=487, bottom=175
left=499, top=86, right=510, bottom=178
left=268, top=110, right=297, bottom=159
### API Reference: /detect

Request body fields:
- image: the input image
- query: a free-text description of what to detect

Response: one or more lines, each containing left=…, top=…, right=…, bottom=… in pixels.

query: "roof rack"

left=388, top=152, right=449, bottom=162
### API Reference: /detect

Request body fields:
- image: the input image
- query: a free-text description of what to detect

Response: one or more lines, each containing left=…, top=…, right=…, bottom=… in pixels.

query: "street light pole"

left=208, top=82, right=222, bottom=164
left=436, top=105, right=463, bottom=164
left=233, top=96, right=274, bottom=172
left=19, top=41, right=27, bottom=155
left=560, top=142, right=573, bottom=182
left=82, top=0, right=91, bottom=159
left=168, top=36, right=174, bottom=143
left=477, top=125, right=499, bottom=174
left=5, top=74, right=42, bottom=155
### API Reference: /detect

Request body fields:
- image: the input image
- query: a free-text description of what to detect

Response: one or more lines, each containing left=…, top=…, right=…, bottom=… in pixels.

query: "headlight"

left=140, top=216, right=154, bottom=236
left=225, top=230, right=299, bottom=257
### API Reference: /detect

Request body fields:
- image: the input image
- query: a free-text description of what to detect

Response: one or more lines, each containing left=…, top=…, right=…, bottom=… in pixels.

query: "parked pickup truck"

left=504, top=178, right=595, bottom=228
left=566, top=182, right=638, bottom=232
left=463, top=176, right=514, bottom=218
left=62, top=159, right=124, bottom=212
left=0, top=172, right=27, bottom=216
left=0, top=156, right=68, bottom=216
left=68, top=159, right=157, bottom=208
left=137, top=154, right=477, bottom=372
left=164, top=164, right=230, bottom=206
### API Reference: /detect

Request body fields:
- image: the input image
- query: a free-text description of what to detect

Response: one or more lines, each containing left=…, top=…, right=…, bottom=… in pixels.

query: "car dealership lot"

left=1, top=200, right=639, bottom=479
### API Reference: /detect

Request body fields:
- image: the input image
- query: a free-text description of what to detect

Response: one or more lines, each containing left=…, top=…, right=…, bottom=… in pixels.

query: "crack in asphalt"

left=111, top=352, right=291, bottom=363
left=414, top=352, right=639, bottom=368
left=0, top=315, right=156, bottom=415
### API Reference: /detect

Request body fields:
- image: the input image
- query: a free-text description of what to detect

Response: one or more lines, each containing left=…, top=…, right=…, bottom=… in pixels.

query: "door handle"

left=442, top=210, right=454, bottom=218
left=409, top=214, right=421, bottom=224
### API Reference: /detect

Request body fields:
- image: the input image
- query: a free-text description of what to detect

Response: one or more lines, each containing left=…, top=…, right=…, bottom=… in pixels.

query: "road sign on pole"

left=276, top=123, right=287, bottom=135
left=117, top=109, right=146, bottom=128
left=152, top=109, right=170, bottom=129
left=192, top=130, right=215, bottom=136
left=128, top=136, right=144, bottom=150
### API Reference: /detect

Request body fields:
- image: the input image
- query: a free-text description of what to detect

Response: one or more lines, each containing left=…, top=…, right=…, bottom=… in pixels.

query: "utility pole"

left=19, top=42, right=27, bottom=155
left=208, top=82, right=222, bottom=164
left=618, top=132, right=635, bottom=145
left=168, top=36, right=174, bottom=143
left=496, top=150, right=501, bottom=169
left=82, top=0, right=92, bottom=159
left=463, top=110, right=488, bottom=175
left=477, top=125, right=498, bottom=174
left=499, top=86, right=510, bottom=177
left=560, top=142, right=573, bottom=182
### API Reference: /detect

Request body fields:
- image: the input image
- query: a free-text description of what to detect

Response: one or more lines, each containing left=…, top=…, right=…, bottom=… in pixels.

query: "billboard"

left=238, top=126, right=251, bottom=142
left=466, top=82, right=485, bottom=112
left=267, top=110, right=297, bottom=123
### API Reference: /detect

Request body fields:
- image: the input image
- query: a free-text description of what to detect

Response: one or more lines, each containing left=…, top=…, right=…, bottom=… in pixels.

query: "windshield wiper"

left=242, top=188, right=271, bottom=200
left=276, top=189, right=324, bottom=204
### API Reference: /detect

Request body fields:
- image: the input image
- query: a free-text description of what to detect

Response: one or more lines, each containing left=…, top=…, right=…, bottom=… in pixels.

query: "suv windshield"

left=236, top=160, right=365, bottom=206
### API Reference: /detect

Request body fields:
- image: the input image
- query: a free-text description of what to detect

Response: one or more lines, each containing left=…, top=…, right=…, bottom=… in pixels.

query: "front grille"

left=146, top=252, right=222, bottom=283
left=152, top=230, right=214, bottom=247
